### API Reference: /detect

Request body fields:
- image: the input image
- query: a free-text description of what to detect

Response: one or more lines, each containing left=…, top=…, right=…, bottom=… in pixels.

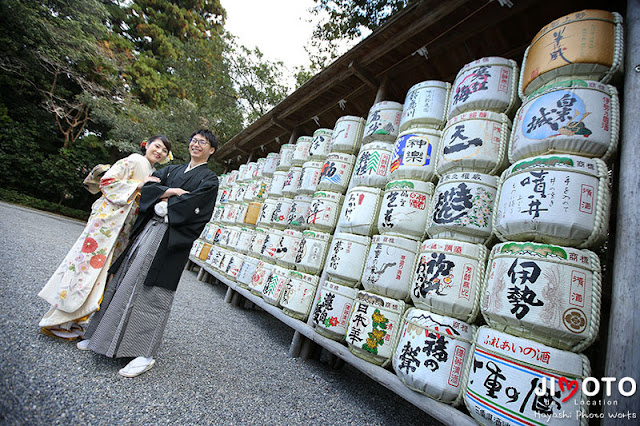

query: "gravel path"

left=0, top=201, right=441, bottom=425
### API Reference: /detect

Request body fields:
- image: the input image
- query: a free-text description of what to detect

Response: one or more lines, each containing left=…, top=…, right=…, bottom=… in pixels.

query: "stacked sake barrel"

left=189, top=9, right=622, bottom=424
left=462, top=10, right=622, bottom=426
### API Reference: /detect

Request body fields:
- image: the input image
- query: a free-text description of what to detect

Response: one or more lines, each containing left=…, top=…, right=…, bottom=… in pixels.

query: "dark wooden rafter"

left=348, top=61, right=379, bottom=89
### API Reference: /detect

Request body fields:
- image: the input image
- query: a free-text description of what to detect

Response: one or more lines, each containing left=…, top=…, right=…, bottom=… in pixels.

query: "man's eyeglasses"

left=190, top=137, right=209, bottom=146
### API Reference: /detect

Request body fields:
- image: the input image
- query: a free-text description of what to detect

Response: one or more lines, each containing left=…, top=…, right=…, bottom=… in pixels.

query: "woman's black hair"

left=190, top=129, right=219, bottom=152
left=141, top=135, right=172, bottom=154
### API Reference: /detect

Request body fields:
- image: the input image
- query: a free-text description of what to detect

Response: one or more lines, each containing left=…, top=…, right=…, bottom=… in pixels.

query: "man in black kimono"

left=78, top=129, right=219, bottom=378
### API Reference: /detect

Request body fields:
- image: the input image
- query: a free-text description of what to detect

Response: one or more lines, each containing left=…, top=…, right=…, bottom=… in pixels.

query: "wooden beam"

left=348, top=61, right=379, bottom=89
left=271, top=117, right=294, bottom=132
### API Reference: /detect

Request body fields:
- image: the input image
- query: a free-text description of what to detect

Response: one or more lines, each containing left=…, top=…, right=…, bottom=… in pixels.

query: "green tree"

left=305, top=0, right=414, bottom=70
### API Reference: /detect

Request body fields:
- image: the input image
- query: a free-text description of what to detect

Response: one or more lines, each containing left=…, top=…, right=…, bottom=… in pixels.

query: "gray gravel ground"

left=0, top=201, right=442, bottom=425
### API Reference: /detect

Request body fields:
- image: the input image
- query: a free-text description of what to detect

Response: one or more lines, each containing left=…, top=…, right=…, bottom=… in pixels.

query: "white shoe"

left=119, top=357, right=155, bottom=378
left=76, top=339, right=90, bottom=351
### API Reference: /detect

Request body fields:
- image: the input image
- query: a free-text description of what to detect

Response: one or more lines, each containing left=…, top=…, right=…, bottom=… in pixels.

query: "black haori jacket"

left=110, top=163, right=218, bottom=291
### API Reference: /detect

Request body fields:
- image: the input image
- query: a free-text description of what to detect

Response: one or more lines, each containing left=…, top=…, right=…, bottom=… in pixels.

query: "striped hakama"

left=84, top=216, right=175, bottom=358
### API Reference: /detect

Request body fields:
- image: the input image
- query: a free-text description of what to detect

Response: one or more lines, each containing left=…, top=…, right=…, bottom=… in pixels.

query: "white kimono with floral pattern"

left=38, top=153, right=154, bottom=329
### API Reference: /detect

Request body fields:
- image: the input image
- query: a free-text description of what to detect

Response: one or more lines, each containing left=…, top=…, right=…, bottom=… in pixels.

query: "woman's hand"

left=138, top=175, right=161, bottom=188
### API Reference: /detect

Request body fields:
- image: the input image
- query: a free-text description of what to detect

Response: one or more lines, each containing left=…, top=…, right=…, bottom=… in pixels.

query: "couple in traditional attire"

left=38, top=129, right=219, bottom=377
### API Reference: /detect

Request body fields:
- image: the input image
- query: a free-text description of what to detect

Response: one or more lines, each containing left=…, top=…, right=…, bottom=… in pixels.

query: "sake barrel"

left=437, top=111, right=511, bottom=176
left=286, top=195, right=312, bottom=230
left=244, top=162, right=258, bottom=181
left=411, top=239, right=488, bottom=323
left=262, top=152, right=280, bottom=177
left=299, top=161, right=324, bottom=195
left=229, top=183, right=246, bottom=203
left=280, top=270, right=320, bottom=321
left=389, top=126, right=441, bottom=182
left=351, top=141, right=393, bottom=188
left=221, top=203, right=238, bottom=224
left=313, top=281, right=358, bottom=342
left=234, top=184, right=248, bottom=203
left=325, top=232, right=371, bottom=286
left=291, top=136, right=313, bottom=167
left=261, top=265, right=291, bottom=306
left=256, top=198, right=278, bottom=228
left=362, top=101, right=404, bottom=144
left=234, top=227, right=254, bottom=254
left=217, top=187, right=229, bottom=205
left=225, top=226, right=241, bottom=249
left=346, top=290, right=406, bottom=367
left=309, top=128, right=333, bottom=161
left=199, top=223, right=211, bottom=241
left=225, top=253, right=243, bottom=280
left=213, top=247, right=229, bottom=271
left=392, top=309, right=474, bottom=404
left=236, top=164, right=248, bottom=182
left=255, top=178, right=271, bottom=201
left=206, top=245, right=221, bottom=268
left=361, top=235, right=419, bottom=301
left=260, top=229, right=284, bottom=263
left=294, top=230, right=332, bottom=275
left=276, top=144, right=295, bottom=171
left=330, top=115, right=366, bottom=154
left=191, top=239, right=204, bottom=258
left=336, top=186, right=383, bottom=236
left=482, top=241, right=601, bottom=352
left=211, top=205, right=225, bottom=223
left=270, top=197, right=293, bottom=229
left=255, top=158, right=266, bottom=179
left=227, top=170, right=239, bottom=186
left=316, top=152, right=356, bottom=193
left=519, top=10, right=624, bottom=98
left=243, top=202, right=261, bottom=226
left=275, top=228, right=303, bottom=269
left=378, top=180, right=435, bottom=241
left=248, top=260, right=274, bottom=296
left=306, top=191, right=343, bottom=233
left=510, top=80, right=619, bottom=163
left=248, top=227, right=268, bottom=258
left=234, top=202, right=249, bottom=225
left=281, top=166, right=302, bottom=198
left=218, top=226, right=232, bottom=248
left=400, top=80, right=451, bottom=132
left=218, top=249, right=233, bottom=274
left=493, top=154, right=610, bottom=248
left=236, top=255, right=260, bottom=289
left=210, top=224, right=223, bottom=245
left=464, top=326, right=591, bottom=426
left=204, top=223, right=219, bottom=242
left=448, top=57, right=520, bottom=119
left=242, top=180, right=260, bottom=202
left=426, top=172, right=498, bottom=244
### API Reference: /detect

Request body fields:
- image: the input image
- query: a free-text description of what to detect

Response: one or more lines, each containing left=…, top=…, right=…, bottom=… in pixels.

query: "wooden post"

left=299, top=338, right=316, bottom=360
left=224, top=287, right=234, bottom=304
left=603, top=2, right=640, bottom=421
left=196, top=268, right=206, bottom=281
left=288, top=331, right=304, bottom=358
left=374, top=75, right=388, bottom=104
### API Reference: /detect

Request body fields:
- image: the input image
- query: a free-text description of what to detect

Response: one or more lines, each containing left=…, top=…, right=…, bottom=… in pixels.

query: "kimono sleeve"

left=167, top=171, right=219, bottom=227
left=137, top=166, right=173, bottom=214
left=99, top=156, right=144, bottom=206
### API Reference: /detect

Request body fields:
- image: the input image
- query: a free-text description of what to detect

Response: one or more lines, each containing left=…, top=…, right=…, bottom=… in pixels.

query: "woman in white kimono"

left=38, top=136, right=172, bottom=339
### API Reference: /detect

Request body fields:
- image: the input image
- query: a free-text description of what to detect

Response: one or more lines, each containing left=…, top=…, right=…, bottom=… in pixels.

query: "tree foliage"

left=305, top=0, right=414, bottom=70
left=0, top=0, right=292, bottom=212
